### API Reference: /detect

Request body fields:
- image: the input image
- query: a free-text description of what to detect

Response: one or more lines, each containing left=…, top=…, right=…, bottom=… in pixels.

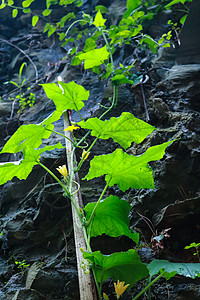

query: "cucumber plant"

left=0, top=3, right=199, bottom=300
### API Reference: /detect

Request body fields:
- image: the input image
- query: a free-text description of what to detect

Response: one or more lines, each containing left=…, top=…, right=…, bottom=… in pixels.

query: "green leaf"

left=46, top=0, right=57, bottom=8
left=23, top=8, right=31, bottom=13
left=84, top=141, right=174, bottom=192
left=180, top=14, right=187, bottom=25
left=0, top=143, right=64, bottom=186
left=77, top=46, right=109, bottom=69
left=111, top=74, right=134, bottom=86
left=0, top=3, right=6, bottom=9
left=78, top=112, right=155, bottom=149
left=140, top=35, right=158, bottom=53
left=84, top=38, right=96, bottom=52
left=93, top=10, right=107, bottom=27
left=83, top=249, right=148, bottom=286
left=95, top=5, right=109, bottom=13
left=165, top=0, right=190, bottom=9
left=42, top=8, right=52, bottom=16
left=22, top=0, right=34, bottom=8
left=32, top=15, right=39, bottom=27
left=47, top=24, right=56, bottom=37
left=84, top=196, right=139, bottom=244
left=8, top=0, right=14, bottom=5
left=126, top=0, right=141, bottom=10
left=0, top=111, right=61, bottom=154
left=148, top=260, right=200, bottom=280
left=12, top=8, right=18, bottom=18
left=41, top=81, right=89, bottom=112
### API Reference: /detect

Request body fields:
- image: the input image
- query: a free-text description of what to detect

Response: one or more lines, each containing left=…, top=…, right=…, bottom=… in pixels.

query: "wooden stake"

left=63, top=111, right=97, bottom=300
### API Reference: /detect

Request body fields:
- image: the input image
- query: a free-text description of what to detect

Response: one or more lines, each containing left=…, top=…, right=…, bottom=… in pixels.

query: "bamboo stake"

left=63, top=111, right=97, bottom=300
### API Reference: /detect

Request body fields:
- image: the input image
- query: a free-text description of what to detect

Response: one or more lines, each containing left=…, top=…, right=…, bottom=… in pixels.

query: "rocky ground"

left=0, top=1, right=199, bottom=299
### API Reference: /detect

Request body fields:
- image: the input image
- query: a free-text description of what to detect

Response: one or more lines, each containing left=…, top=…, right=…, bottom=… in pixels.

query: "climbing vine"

left=0, top=1, right=199, bottom=300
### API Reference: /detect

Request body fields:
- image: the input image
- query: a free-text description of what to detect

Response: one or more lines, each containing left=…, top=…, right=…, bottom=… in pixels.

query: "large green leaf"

left=83, top=249, right=148, bottom=286
left=84, top=196, right=139, bottom=244
left=78, top=112, right=155, bottom=149
left=84, top=141, right=174, bottom=192
left=77, top=46, right=109, bottom=69
left=41, top=81, right=89, bottom=112
left=0, top=111, right=62, bottom=154
left=0, top=143, right=64, bottom=185
left=148, top=260, right=200, bottom=280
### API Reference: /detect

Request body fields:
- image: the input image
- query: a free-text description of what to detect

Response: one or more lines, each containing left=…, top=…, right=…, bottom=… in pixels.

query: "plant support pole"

left=63, top=111, right=97, bottom=300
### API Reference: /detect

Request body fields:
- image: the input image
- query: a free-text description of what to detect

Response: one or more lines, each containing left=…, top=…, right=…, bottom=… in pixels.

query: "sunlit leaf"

left=32, top=15, right=39, bottom=27
left=12, top=8, right=18, bottom=18
left=22, top=0, right=34, bottom=8
left=93, top=10, right=107, bottom=27
left=77, top=46, right=109, bottom=69
left=84, top=196, right=139, bottom=244
left=8, top=0, right=14, bottom=5
left=0, top=111, right=61, bottom=154
left=165, top=0, right=191, bottom=10
left=42, top=8, right=52, bottom=16
left=78, top=112, right=155, bottom=149
left=0, top=143, right=64, bottom=185
left=83, top=249, right=148, bottom=286
left=148, top=260, right=200, bottom=280
left=84, top=141, right=174, bottom=192
left=41, top=81, right=89, bottom=112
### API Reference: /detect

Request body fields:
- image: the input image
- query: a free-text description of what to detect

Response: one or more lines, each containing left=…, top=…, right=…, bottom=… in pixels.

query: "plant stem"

left=45, top=128, right=76, bottom=146
left=75, top=136, right=98, bottom=172
left=38, top=161, right=82, bottom=221
left=85, top=184, right=108, bottom=227
left=132, top=272, right=166, bottom=300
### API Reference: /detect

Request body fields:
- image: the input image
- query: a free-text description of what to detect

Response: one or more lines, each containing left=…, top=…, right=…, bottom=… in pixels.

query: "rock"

left=12, top=289, right=42, bottom=300
left=176, top=0, right=200, bottom=64
left=0, top=102, right=12, bottom=116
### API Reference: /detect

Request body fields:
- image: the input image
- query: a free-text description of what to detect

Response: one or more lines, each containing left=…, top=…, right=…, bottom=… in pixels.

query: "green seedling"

left=185, top=242, right=200, bottom=262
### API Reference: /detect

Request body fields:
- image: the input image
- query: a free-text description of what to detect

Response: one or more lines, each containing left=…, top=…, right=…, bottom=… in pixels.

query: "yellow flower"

left=81, top=149, right=90, bottom=161
left=64, top=125, right=80, bottom=132
left=103, top=292, right=109, bottom=300
left=56, top=165, right=68, bottom=178
left=114, top=280, right=130, bottom=299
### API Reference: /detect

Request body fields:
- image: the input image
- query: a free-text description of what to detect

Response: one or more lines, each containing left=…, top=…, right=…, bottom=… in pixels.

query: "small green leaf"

left=84, top=196, right=139, bottom=244
left=41, top=81, right=89, bottom=112
left=84, top=38, right=96, bottom=52
left=42, top=8, right=52, bottom=16
left=23, top=8, right=31, bottom=13
left=165, top=0, right=190, bottom=10
left=0, top=3, right=6, bottom=9
left=93, top=10, right=107, bottom=27
left=22, top=0, right=34, bottom=8
left=0, top=143, right=64, bottom=185
left=111, top=74, right=134, bottom=86
left=148, top=260, right=200, bottom=280
left=83, top=249, right=148, bottom=286
left=0, top=111, right=61, bottom=154
left=12, top=8, right=18, bottom=18
left=77, top=46, right=109, bottom=69
left=32, top=15, right=39, bottom=27
left=180, top=14, right=187, bottom=25
left=47, top=25, right=56, bottom=37
left=8, top=0, right=14, bottom=5
left=95, top=5, right=109, bottom=13
left=78, top=112, right=155, bottom=149
left=84, top=141, right=175, bottom=192
left=126, top=0, right=141, bottom=10
left=140, top=35, right=158, bottom=53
